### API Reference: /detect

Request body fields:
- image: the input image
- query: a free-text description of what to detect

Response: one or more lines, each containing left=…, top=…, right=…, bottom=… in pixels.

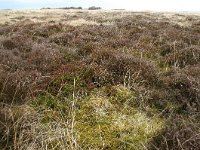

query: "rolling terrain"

left=0, top=9, right=200, bottom=149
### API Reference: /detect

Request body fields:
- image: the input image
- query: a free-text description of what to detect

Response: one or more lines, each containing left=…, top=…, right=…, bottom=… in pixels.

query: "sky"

left=0, top=0, right=200, bottom=12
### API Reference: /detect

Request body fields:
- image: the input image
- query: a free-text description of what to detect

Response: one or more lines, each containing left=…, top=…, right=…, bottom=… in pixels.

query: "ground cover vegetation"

left=0, top=10, right=200, bottom=149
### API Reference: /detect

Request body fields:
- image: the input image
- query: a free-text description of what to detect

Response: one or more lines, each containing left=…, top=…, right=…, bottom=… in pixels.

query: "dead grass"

left=0, top=9, right=200, bottom=150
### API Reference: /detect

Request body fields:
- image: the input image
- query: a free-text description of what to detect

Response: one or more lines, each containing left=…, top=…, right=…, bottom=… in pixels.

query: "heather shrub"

left=151, top=115, right=200, bottom=150
left=89, top=49, right=159, bottom=86
left=0, top=25, right=13, bottom=35
left=0, top=68, right=39, bottom=104
left=0, top=48, right=21, bottom=69
left=46, top=63, right=96, bottom=97
left=31, top=24, right=63, bottom=37
left=77, top=42, right=94, bottom=57
left=161, top=68, right=200, bottom=113
left=106, top=54, right=158, bottom=85
left=160, top=43, right=173, bottom=57
left=1, top=34, right=33, bottom=52
left=26, top=43, right=62, bottom=73
left=1, top=38, right=16, bottom=50
left=88, top=63, right=114, bottom=87
left=183, top=64, right=200, bottom=78
left=50, top=32, right=74, bottom=46
left=165, top=46, right=200, bottom=67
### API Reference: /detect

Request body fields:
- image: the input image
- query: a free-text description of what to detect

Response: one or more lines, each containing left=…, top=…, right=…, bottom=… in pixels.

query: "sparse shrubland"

left=0, top=10, right=200, bottom=150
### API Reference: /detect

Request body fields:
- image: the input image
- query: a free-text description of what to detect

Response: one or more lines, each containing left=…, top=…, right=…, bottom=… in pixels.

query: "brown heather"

left=0, top=9, right=200, bottom=149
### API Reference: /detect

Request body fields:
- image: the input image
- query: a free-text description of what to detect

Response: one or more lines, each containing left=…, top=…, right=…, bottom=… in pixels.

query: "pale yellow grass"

left=0, top=9, right=115, bottom=26
left=1, top=9, right=199, bottom=27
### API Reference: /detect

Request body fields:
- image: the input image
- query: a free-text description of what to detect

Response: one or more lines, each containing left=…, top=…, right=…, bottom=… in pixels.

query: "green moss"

left=111, top=85, right=135, bottom=105
left=31, top=94, right=69, bottom=122
left=75, top=85, right=165, bottom=149
left=29, top=85, right=165, bottom=149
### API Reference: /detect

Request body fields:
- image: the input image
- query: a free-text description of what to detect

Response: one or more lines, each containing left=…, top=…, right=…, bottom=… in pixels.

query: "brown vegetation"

left=0, top=10, right=200, bottom=149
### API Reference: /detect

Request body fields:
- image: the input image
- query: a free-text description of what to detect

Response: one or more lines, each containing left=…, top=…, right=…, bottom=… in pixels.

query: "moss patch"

left=75, top=85, right=165, bottom=149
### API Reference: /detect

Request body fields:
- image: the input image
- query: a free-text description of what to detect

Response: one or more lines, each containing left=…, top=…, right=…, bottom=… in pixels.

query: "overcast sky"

left=0, top=0, right=200, bottom=11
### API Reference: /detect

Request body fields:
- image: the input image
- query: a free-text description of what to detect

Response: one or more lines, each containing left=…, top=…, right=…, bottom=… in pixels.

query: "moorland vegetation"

left=0, top=10, right=200, bottom=149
